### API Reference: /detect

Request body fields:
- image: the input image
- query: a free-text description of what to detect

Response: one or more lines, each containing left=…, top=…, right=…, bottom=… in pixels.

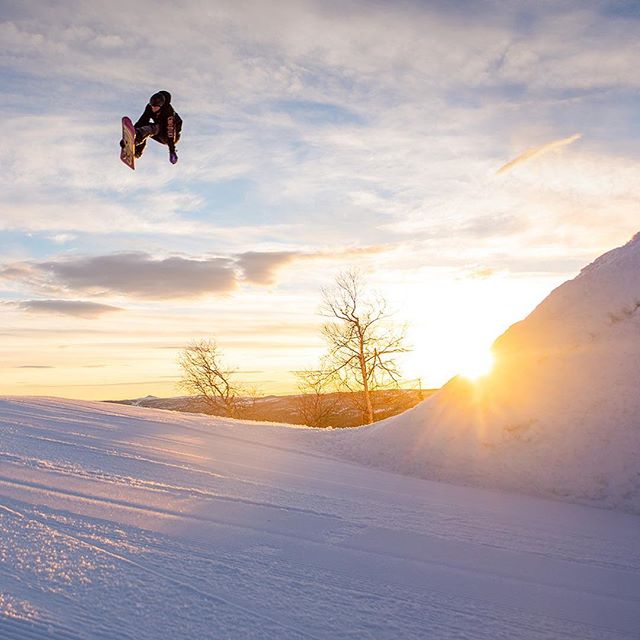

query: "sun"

left=457, top=348, right=495, bottom=381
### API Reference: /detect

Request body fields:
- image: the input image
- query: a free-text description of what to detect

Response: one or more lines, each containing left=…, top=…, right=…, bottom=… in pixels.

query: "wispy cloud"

left=16, top=300, right=123, bottom=318
left=497, top=134, right=582, bottom=175
left=14, top=365, right=55, bottom=369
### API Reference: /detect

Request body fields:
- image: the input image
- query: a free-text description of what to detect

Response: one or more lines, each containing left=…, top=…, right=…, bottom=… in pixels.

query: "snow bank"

left=325, top=233, right=640, bottom=512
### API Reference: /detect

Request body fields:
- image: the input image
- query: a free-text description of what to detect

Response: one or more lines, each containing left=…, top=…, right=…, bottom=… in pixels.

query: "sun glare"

left=458, top=349, right=495, bottom=381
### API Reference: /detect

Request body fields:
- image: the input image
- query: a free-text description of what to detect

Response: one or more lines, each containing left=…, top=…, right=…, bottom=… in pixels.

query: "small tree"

left=319, top=269, right=409, bottom=424
left=178, top=339, right=242, bottom=417
left=295, top=369, right=341, bottom=428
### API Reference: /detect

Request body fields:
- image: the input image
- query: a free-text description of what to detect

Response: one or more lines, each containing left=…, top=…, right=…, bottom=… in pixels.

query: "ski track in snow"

left=1, top=397, right=640, bottom=639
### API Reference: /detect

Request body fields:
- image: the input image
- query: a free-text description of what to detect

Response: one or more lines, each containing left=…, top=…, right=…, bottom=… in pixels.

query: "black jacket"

left=135, top=91, right=183, bottom=149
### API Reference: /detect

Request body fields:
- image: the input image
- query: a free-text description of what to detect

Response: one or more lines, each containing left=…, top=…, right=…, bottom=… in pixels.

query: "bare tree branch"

left=315, top=269, right=411, bottom=424
left=178, top=339, right=243, bottom=418
left=294, top=369, right=341, bottom=428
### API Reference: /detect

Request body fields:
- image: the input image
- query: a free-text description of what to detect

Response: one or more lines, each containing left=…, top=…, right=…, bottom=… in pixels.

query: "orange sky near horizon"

left=1, top=265, right=570, bottom=400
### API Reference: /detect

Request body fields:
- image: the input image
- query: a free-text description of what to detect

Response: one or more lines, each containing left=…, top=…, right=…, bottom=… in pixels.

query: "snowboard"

left=120, top=116, right=136, bottom=170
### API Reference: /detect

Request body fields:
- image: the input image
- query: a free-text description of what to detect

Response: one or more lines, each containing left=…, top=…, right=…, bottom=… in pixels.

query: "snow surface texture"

left=1, top=397, right=640, bottom=639
left=327, top=233, right=640, bottom=513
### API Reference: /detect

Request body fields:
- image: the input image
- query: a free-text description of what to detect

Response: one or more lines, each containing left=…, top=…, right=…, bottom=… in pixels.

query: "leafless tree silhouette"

left=318, top=269, right=409, bottom=424
left=295, top=369, right=341, bottom=428
left=178, top=339, right=242, bottom=417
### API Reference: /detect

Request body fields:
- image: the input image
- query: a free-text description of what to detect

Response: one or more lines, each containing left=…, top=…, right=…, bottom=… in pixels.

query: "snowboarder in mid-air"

left=120, top=91, right=182, bottom=169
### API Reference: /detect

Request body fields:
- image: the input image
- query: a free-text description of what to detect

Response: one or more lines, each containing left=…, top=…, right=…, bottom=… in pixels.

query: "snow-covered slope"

left=1, top=396, right=639, bottom=639
left=329, top=233, right=640, bottom=512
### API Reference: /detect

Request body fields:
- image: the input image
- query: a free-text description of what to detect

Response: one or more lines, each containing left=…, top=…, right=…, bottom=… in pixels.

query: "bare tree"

left=318, top=269, right=409, bottom=424
left=295, top=369, right=341, bottom=428
left=178, top=339, right=242, bottom=417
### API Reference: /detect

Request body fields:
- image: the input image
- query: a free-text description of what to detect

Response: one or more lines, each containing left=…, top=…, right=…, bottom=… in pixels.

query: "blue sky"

left=2, top=0, right=640, bottom=398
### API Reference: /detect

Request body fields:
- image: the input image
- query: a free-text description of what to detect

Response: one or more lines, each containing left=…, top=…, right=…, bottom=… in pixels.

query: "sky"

left=2, top=0, right=640, bottom=399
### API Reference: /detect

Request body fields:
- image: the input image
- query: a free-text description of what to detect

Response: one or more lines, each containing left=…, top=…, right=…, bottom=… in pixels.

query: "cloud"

left=455, top=213, right=530, bottom=239
left=235, top=245, right=391, bottom=285
left=17, top=300, right=123, bottom=318
left=1, top=244, right=394, bottom=301
left=49, top=233, right=77, bottom=244
left=236, top=251, right=298, bottom=285
left=466, top=266, right=497, bottom=280
left=6, top=0, right=636, bottom=104
left=1, top=253, right=237, bottom=299
left=43, top=253, right=237, bottom=298
left=497, top=134, right=582, bottom=174
left=14, top=365, right=55, bottom=369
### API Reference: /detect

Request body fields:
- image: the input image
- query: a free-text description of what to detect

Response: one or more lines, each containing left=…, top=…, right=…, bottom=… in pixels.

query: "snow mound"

left=328, top=233, right=640, bottom=512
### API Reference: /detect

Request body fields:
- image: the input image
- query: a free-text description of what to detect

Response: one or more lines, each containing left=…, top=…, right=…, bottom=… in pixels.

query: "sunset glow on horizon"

left=2, top=1, right=640, bottom=400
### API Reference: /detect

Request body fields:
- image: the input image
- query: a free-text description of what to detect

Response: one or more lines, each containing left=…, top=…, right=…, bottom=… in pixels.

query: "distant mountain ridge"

left=108, top=389, right=435, bottom=428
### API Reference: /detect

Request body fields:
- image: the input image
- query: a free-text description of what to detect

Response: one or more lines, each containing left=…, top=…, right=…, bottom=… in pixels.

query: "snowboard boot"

left=134, top=141, right=146, bottom=159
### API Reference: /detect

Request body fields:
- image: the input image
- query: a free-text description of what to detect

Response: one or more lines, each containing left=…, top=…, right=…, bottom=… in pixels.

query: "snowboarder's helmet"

left=149, top=92, right=166, bottom=108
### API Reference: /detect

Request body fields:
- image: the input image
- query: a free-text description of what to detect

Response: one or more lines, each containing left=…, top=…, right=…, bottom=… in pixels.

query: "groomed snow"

left=1, top=396, right=639, bottom=639
left=328, top=233, right=640, bottom=513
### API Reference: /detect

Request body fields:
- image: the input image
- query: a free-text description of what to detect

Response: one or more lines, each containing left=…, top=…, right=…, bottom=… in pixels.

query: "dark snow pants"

left=135, top=124, right=176, bottom=157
